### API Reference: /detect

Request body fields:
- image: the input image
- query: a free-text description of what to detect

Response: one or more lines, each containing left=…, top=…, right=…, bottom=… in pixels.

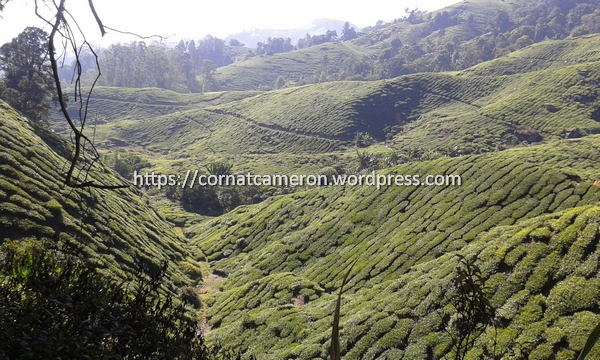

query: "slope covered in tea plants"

left=61, top=34, right=600, bottom=180
left=207, top=34, right=600, bottom=155
left=199, top=203, right=600, bottom=359
left=212, top=0, right=522, bottom=91
left=188, top=140, right=600, bottom=358
left=0, top=100, right=202, bottom=287
left=213, top=42, right=376, bottom=91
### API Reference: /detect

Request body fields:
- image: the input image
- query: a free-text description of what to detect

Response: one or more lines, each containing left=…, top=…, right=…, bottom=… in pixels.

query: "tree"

left=326, top=30, right=338, bottom=42
left=390, top=37, right=403, bottom=50
left=515, top=35, right=534, bottom=49
left=229, top=38, right=244, bottom=46
left=405, top=7, right=423, bottom=24
left=274, top=75, right=286, bottom=89
left=200, top=59, right=218, bottom=92
left=442, top=255, right=496, bottom=360
left=492, top=10, right=513, bottom=34
left=341, top=22, right=357, bottom=40
left=0, top=27, right=55, bottom=121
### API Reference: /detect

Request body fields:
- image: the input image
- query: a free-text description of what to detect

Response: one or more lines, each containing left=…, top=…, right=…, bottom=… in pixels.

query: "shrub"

left=0, top=239, right=209, bottom=359
left=106, top=150, right=151, bottom=179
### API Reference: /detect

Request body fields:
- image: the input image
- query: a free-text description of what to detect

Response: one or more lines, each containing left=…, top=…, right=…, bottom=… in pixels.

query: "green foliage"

left=0, top=27, right=54, bottom=121
left=296, top=31, right=339, bottom=50
left=205, top=161, right=233, bottom=176
left=273, top=75, right=286, bottom=90
left=256, top=37, right=294, bottom=55
left=341, top=22, right=357, bottom=41
left=0, top=99, right=198, bottom=289
left=106, top=150, right=151, bottom=178
left=0, top=239, right=208, bottom=359
left=166, top=163, right=276, bottom=216
left=7, top=3, right=600, bottom=357
left=443, top=255, right=496, bottom=360
left=331, top=258, right=359, bottom=360
left=189, top=143, right=600, bottom=357
left=200, top=59, right=219, bottom=92
left=578, top=322, right=600, bottom=360
left=353, top=131, right=375, bottom=148
left=97, top=42, right=200, bottom=93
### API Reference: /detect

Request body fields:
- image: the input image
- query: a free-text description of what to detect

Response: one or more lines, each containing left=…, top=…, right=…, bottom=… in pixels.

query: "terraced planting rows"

left=105, top=108, right=349, bottom=156
left=196, top=203, right=600, bottom=359
left=60, top=35, right=600, bottom=182
left=207, top=73, right=510, bottom=143
left=213, top=0, right=520, bottom=92
left=188, top=143, right=600, bottom=357
left=353, top=0, right=517, bottom=49
left=467, top=34, right=600, bottom=77
left=49, top=87, right=261, bottom=132
left=206, top=82, right=382, bottom=140
left=207, top=52, right=600, bottom=156
left=191, top=147, right=600, bottom=287
left=214, top=42, right=375, bottom=91
left=507, top=135, right=600, bottom=182
left=0, top=100, right=201, bottom=287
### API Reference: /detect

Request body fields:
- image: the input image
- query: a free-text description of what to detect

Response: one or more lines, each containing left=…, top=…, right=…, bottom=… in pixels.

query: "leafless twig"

left=35, top=0, right=129, bottom=189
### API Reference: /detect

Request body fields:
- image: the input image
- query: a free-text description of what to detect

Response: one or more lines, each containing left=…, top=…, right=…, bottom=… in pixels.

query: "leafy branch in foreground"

left=578, top=322, right=600, bottom=360
left=443, top=255, right=496, bottom=360
left=0, top=239, right=209, bottom=359
left=331, top=257, right=359, bottom=360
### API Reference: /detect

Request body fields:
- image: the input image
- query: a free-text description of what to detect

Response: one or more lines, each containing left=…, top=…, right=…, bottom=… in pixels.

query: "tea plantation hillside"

left=48, top=87, right=261, bottom=143
left=352, top=0, right=517, bottom=49
left=70, top=34, right=600, bottom=180
left=214, top=42, right=377, bottom=91
left=188, top=141, right=600, bottom=358
left=195, top=202, right=600, bottom=359
left=207, top=35, right=600, bottom=153
left=465, top=34, right=600, bottom=77
left=0, top=100, right=202, bottom=288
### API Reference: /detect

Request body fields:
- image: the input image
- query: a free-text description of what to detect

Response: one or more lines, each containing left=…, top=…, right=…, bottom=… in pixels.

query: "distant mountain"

left=225, top=18, right=359, bottom=47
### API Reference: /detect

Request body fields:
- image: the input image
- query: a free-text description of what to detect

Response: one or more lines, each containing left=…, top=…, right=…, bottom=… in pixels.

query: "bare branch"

left=87, top=0, right=106, bottom=37
left=103, top=25, right=175, bottom=41
left=41, top=0, right=128, bottom=189
left=32, top=0, right=167, bottom=189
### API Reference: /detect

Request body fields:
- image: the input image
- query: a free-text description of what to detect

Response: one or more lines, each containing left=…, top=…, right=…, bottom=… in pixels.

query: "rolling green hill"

left=214, top=42, right=377, bottom=91
left=211, top=0, right=524, bottom=91
left=0, top=100, right=202, bottom=288
left=187, top=139, right=600, bottom=358
left=25, top=8, right=600, bottom=357
left=464, top=33, right=600, bottom=77
left=52, top=33, right=600, bottom=183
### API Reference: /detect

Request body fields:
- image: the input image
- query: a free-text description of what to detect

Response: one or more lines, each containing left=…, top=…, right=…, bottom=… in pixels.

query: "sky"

left=0, top=0, right=460, bottom=46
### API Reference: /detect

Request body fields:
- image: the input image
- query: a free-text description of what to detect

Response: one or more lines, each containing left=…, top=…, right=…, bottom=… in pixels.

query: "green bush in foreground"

left=0, top=239, right=208, bottom=359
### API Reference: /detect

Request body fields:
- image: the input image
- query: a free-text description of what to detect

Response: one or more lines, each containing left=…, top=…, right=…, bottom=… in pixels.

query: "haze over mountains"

left=224, top=19, right=359, bottom=47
